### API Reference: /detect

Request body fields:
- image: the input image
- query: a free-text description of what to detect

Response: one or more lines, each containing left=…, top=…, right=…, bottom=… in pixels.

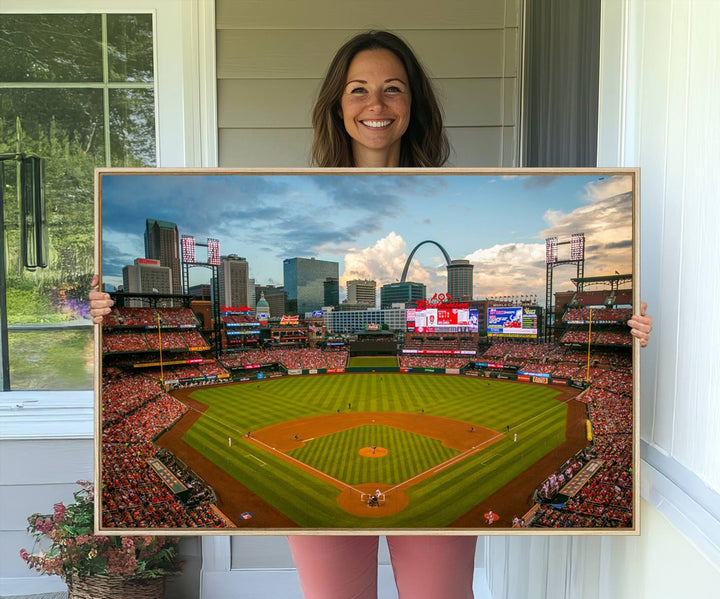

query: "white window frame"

left=0, top=0, right=217, bottom=438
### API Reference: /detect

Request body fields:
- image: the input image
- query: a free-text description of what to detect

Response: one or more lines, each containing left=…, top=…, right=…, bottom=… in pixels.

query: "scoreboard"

left=487, top=306, right=538, bottom=338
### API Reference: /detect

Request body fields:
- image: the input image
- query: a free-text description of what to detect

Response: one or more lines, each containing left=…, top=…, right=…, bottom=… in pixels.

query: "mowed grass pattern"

left=182, top=374, right=568, bottom=527
left=289, top=424, right=458, bottom=485
left=347, top=356, right=398, bottom=368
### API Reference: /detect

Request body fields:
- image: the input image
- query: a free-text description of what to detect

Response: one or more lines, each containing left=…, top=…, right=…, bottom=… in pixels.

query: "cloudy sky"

left=100, top=171, right=634, bottom=305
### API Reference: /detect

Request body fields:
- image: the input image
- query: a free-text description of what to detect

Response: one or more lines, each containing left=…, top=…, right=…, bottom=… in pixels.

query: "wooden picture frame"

left=94, top=167, right=640, bottom=535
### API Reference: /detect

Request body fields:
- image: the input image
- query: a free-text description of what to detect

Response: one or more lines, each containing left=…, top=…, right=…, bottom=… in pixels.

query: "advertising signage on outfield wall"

left=487, top=306, right=538, bottom=337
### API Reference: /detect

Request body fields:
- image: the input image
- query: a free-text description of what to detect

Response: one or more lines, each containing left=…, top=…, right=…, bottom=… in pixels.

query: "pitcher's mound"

left=359, top=446, right=388, bottom=458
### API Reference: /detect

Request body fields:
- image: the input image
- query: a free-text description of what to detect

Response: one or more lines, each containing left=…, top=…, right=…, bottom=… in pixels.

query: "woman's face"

left=340, top=48, right=411, bottom=167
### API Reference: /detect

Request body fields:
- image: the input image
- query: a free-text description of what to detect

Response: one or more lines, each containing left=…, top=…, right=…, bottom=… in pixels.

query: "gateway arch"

left=400, top=240, right=451, bottom=282
left=400, top=240, right=474, bottom=300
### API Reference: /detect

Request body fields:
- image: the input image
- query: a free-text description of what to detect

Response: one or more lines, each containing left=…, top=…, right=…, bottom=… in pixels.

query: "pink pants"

left=287, top=535, right=476, bottom=599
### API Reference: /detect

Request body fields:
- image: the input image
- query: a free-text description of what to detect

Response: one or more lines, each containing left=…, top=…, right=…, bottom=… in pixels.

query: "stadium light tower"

left=181, top=235, right=222, bottom=355
left=544, top=233, right=585, bottom=342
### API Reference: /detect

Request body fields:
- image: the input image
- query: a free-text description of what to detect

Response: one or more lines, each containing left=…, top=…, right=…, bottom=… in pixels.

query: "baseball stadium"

left=100, top=237, right=634, bottom=533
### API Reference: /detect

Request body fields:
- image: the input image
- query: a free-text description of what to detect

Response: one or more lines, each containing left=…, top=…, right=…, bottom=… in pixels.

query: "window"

left=0, top=13, right=156, bottom=390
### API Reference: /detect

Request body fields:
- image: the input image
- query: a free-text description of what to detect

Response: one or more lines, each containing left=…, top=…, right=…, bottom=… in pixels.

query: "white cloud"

left=541, top=176, right=634, bottom=277
left=466, top=243, right=547, bottom=300
left=463, top=176, right=635, bottom=303
left=341, top=232, right=447, bottom=294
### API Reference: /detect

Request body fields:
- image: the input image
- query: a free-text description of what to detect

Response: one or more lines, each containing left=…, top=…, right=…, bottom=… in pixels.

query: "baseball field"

left=158, top=371, right=582, bottom=529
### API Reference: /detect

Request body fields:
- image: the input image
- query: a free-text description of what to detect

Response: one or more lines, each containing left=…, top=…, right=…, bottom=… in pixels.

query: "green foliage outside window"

left=0, top=13, right=155, bottom=389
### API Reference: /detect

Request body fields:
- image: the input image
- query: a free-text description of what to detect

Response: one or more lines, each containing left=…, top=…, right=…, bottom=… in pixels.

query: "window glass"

left=109, top=88, right=156, bottom=167
left=107, top=14, right=154, bottom=83
left=0, top=13, right=155, bottom=390
left=0, top=14, right=103, bottom=83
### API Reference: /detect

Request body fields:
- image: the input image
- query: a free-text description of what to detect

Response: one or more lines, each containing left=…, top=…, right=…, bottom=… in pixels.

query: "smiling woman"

left=340, top=49, right=412, bottom=167
left=311, top=30, right=448, bottom=168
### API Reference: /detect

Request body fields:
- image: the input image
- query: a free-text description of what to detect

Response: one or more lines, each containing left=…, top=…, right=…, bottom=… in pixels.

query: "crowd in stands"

left=594, top=370, right=633, bottom=395
left=563, top=307, right=632, bottom=323
left=551, top=363, right=582, bottom=378
left=399, top=355, right=444, bottom=368
left=102, top=372, right=165, bottom=424
left=103, top=306, right=199, bottom=328
left=218, top=348, right=349, bottom=371
left=561, top=330, right=599, bottom=344
left=102, top=441, right=226, bottom=529
left=101, top=368, right=227, bottom=528
left=157, top=307, right=199, bottom=327
left=103, top=330, right=149, bottom=353
left=595, top=330, right=632, bottom=346
left=517, top=362, right=554, bottom=375
left=527, top=339, right=633, bottom=529
left=103, top=329, right=211, bottom=355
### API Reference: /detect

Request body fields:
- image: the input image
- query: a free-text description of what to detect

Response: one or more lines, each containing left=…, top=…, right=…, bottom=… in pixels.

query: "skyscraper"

left=380, top=281, right=426, bottom=308
left=283, top=257, right=339, bottom=316
left=144, top=219, right=182, bottom=295
left=447, top=260, right=474, bottom=301
left=122, top=258, right=173, bottom=306
left=217, top=254, right=250, bottom=308
left=347, top=279, right=377, bottom=306
left=324, top=277, right=339, bottom=308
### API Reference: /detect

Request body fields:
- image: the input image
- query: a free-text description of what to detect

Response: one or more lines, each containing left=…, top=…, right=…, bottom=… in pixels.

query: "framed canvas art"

left=94, top=167, right=639, bottom=535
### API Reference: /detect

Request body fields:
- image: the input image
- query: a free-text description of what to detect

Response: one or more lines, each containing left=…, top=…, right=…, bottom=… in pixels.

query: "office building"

left=447, top=260, right=474, bottom=300
left=218, top=254, right=250, bottom=308
left=144, top=219, right=182, bottom=295
left=380, top=281, right=426, bottom=309
left=283, top=257, right=339, bottom=316
left=324, top=277, right=339, bottom=308
left=122, top=258, right=173, bottom=306
left=347, top=279, right=376, bottom=306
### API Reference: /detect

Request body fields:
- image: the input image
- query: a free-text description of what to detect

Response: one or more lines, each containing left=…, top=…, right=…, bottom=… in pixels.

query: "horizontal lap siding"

left=216, top=0, right=521, bottom=168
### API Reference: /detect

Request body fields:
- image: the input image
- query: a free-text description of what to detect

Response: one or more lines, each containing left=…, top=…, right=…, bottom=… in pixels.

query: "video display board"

left=407, top=307, right=479, bottom=333
left=487, top=306, right=538, bottom=338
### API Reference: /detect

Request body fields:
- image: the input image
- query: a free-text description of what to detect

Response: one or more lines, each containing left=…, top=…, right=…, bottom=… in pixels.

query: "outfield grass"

left=182, top=374, right=568, bottom=527
left=347, top=355, right=398, bottom=368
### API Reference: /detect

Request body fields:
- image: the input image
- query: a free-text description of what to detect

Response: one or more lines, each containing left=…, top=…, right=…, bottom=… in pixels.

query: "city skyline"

left=100, top=171, right=634, bottom=307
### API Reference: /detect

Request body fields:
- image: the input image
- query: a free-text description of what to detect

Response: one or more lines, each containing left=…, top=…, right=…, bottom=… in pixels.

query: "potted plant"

left=20, top=481, right=182, bottom=599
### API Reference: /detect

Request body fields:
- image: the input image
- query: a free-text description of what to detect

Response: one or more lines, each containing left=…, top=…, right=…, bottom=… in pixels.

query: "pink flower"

left=53, top=502, right=66, bottom=522
left=121, top=536, right=135, bottom=550
left=34, top=517, right=53, bottom=535
left=107, top=547, right=137, bottom=576
left=19, top=548, right=29, bottom=562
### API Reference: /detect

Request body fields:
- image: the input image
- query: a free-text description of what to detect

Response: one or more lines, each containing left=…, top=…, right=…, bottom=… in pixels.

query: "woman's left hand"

left=628, top=301, right=652, bottom=348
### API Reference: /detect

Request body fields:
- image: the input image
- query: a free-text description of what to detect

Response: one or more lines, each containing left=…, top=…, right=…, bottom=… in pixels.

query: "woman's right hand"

left=89, top=274, right=114, bottom=324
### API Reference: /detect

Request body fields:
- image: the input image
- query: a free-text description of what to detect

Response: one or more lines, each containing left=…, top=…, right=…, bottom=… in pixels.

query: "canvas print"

left=96, top=168, right=639, bottom=534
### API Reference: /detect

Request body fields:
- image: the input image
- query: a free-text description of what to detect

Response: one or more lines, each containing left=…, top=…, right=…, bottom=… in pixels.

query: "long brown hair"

left=311, top=31, right=449, bottom=168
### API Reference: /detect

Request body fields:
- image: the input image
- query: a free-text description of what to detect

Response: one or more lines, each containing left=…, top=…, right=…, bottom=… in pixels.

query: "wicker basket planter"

left=67, top=575, right=165, bottom=599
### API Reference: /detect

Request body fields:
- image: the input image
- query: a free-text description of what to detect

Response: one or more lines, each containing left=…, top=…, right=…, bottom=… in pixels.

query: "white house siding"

left=215, top=0, right=522, bottom=167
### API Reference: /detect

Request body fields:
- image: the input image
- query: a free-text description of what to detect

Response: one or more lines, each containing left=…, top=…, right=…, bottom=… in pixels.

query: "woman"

left=90, top=31, right=653, bottom=599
